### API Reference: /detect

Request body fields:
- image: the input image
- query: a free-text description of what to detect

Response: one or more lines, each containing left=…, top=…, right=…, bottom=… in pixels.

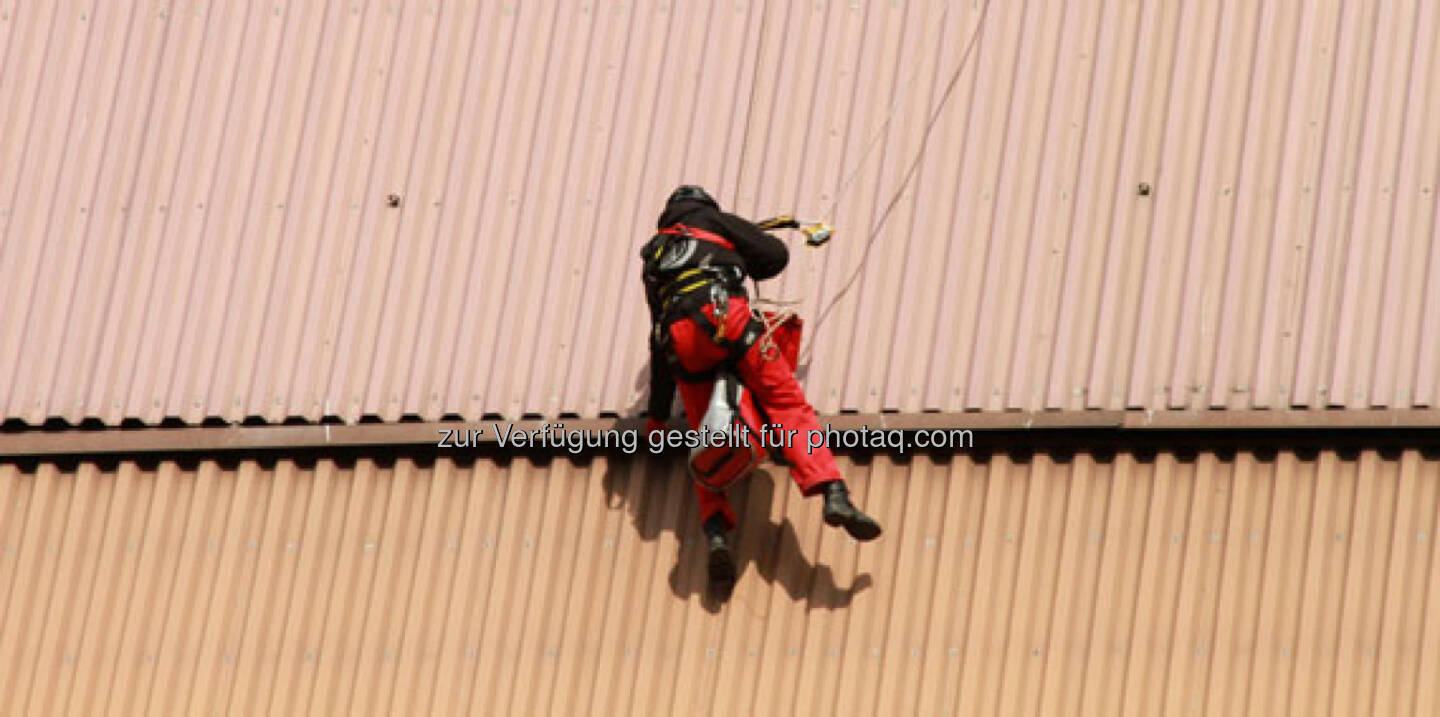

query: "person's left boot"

left=703, top=514, right=737, bottom=597
left=821, top=481, right=882, bottom=541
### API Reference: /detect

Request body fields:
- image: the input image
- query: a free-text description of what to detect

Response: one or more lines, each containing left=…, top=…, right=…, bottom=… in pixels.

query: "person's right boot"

left=821, top=481, right=882, bottom=541
left=703, top=514, right=737, bottom=597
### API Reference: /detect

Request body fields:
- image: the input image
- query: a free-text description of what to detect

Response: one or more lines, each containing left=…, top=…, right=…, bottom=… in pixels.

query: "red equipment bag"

left=689, top=372, right=766, bottom=492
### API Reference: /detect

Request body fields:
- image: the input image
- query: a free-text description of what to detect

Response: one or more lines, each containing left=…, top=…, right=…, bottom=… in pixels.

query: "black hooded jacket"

left=642, top=198, right=790, bottom=420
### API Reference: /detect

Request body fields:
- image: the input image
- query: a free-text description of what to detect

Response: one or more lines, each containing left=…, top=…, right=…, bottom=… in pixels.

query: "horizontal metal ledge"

left=2, top=409, right=1438, bottom=457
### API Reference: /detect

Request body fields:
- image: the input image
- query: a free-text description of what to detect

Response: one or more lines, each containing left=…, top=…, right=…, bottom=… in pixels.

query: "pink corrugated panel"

left=0, top=0, right=1437, bottom=426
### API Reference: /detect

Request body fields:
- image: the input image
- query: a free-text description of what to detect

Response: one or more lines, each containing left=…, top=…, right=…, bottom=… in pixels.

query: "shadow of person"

left=602, top=451, right=873, bottom=614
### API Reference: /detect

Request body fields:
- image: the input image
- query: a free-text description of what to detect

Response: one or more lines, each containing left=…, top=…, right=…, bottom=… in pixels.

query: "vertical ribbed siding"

left=1, top=0, right=1438, bottom=427
left=3, top=449, right=1440, bottom=714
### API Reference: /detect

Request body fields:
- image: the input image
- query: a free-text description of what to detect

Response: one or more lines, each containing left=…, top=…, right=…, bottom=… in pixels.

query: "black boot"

left=821, top=481, right=882, bottom=541
left=703, top=514, right=737, bottom=597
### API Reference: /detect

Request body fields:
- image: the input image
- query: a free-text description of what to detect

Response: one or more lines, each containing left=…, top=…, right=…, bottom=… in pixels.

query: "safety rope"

left=751, top=0, right=955, bottom=316
left=822, top=0, right=958, bottom=222
left=752, top=0, right=991, bottom=365
left=750, top=294, right=801, bottom=362
left=797, top=0, right=993, bottom=365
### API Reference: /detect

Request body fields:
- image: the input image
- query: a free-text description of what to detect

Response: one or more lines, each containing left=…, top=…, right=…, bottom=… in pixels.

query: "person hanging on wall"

left=640, top=185, right=882, bottom=598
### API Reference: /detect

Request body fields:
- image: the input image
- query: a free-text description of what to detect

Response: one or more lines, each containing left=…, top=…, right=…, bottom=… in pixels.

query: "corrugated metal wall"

left=2, top=0, right=1438, bottom=426
left=2, top=448, right=1439, bottom=715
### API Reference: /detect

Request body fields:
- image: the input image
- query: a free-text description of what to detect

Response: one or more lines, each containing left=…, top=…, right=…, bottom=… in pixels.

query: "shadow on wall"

left=601, top=452, right=872, bottom=615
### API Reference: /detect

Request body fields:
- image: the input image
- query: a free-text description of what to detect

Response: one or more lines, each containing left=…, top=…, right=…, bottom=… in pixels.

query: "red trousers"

left=668, top=296, right=843, bottom=528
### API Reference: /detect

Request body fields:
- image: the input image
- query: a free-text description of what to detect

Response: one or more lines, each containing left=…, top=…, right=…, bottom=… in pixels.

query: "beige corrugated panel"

left=1, top=1, right=1438, bottom=426
left=1, top=448, right=1438, bottom=714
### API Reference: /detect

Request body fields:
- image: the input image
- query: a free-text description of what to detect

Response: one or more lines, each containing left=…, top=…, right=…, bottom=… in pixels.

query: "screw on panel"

left=1137, top=183, right=1152, bottom=197
left=387, top=193, right=402, bottom=208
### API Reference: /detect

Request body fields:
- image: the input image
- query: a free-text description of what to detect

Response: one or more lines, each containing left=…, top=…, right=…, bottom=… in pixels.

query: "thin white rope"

left=822, top=0, right=956, bottom=222
left=755, top=0, right=966, bottom=305
left=752, top=303, right=796, bottom=362
left=753, top=1, right=992, bottom=363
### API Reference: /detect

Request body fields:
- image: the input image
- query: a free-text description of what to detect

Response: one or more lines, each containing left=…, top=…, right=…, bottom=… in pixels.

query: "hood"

left=657, top=198, right=717, bottom=228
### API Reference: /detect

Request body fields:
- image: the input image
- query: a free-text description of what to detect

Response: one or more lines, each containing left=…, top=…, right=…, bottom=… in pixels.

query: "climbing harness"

left=643, top=222, right=765, bottom=383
